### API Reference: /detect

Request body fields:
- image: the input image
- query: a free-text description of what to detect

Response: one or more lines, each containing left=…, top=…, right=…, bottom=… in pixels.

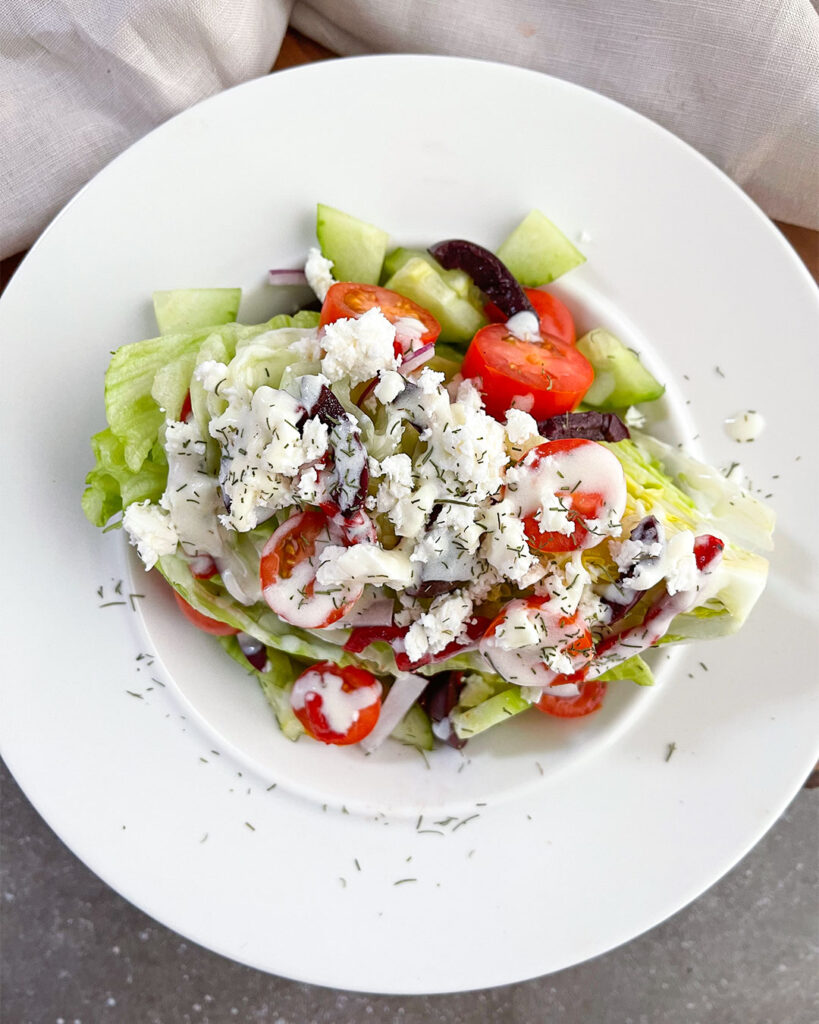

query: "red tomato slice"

left=536, top=678, right=606, bottom=718
left=481, top=598, right=595, bottom=689
left=516, top=439, right=606, bottom=553
left=485, top=288, right=576, bottom=345
left=172, top=589, right=239, bottom=636
left=260, top=508, right=372, bottom=629
left=319, top=282, right=440, bottom=347
left=290, top=661, right=382, bottom=745
left=461, top=323, right=593, bottom=421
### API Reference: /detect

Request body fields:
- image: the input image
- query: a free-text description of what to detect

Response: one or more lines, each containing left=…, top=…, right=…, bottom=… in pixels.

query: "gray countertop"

left=2, top=759, right=816, bottom=1024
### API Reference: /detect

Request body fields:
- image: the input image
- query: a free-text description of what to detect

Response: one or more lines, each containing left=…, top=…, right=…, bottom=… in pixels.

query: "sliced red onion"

left=394, top=316, right=428, bottom=354
left=334, top=596, right=395, bottom=628
left=356, top=377, right=379, bottom=407
left=400, top=342, right=436, bottom=375
left=268, top=269, right=309, bottom=287
left=359, top=672, right=429, bottom=753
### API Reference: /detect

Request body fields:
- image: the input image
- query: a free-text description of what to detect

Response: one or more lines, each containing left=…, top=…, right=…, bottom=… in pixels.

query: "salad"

left=83, top=205, right=774, bottom=753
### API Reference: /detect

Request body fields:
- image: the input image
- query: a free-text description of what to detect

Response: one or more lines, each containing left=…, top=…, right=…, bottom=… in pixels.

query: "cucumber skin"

left=577, top=329, right=665, bottom=410
left=390, top=702, right=434, bottom=750
left=153, top=288, right=241, bottom=334
left=384, top=257, right=487, bottom=345
left=496, top=209, right=586, bottom=286
left=316, top=203, right=389, bottom=285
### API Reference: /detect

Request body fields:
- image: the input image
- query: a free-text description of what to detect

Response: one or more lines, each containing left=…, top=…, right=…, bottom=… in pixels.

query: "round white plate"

left=1, top=56, right=817, bottom=994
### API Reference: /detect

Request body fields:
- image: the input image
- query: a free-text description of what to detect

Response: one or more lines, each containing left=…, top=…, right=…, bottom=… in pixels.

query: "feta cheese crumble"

left=123, top=500, right=178, bottom=570
left=320, top=308, right=399, bottom=386
left=304, top=247, right=335, bottom=302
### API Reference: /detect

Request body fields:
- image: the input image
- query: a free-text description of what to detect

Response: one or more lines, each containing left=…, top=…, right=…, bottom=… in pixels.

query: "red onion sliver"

left=268, top=269, right=309, bottom=287
left=359, top=672, right=429, bottom=753
left=357, top=377, right=379, bottom=407
left=400, top=342, right=436, bottom=375
left=334, top=596, right=395, bottom=629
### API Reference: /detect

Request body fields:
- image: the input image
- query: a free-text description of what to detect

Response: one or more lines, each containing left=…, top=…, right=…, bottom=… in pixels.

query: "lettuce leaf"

left=218, top=634, right=305, bottom=741
left=82, top=311, right=320, bottom=528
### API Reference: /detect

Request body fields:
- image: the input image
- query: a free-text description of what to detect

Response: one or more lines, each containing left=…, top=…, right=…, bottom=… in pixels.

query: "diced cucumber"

left=576, top=329, right=665, bottom=410
left=390, top=702, right=434, bottom=751
left=152, top=288, right=241, bottom=334
left=382, top=248, right=478, bottom=301
left=496, top=209, right=586, bottom=286
left=450, top=687, right=531, bottom=739
left=384, top=257, right=487, bottom=345
left=316, top=203, right=389, bottom=285
left=382, top=247, right=424, bottom=281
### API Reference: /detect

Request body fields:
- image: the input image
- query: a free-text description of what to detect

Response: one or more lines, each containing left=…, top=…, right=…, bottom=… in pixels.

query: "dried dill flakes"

left=393, top=878, right=417, bottom=886
left=665, top=742, right=677, bottom=762
left=354, top=858, right=361, bottom=872
left=200, top=833, right=209, bottom=844
left=125, top=690, right=143, bottom=699
left=244, top=821, right=256, bottom=832
left=452, top=814, right=480, bottom=833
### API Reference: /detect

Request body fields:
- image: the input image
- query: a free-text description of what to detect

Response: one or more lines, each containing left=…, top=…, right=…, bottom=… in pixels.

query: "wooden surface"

left=1, top=27, right=817, bottom=290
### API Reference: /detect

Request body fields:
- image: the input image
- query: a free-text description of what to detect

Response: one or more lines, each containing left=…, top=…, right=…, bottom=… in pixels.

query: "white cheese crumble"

left=505, top=408, right=539, bottom=445
left=623, top=405, right=646, bottom=429
left=315, top=543, right=414, bottom=590
left=320, top=308, right=399, bottom=386
left=403, top=592, right=474, bottom=662
left=373, top=369, right=406, bottom=404
left=478, top=499, right=541, bottom=584
left=609, top=523, right=700, bottom=596
left=304, top=247, right=335, bottom=302
left=123, top=500, right=178, bottom=570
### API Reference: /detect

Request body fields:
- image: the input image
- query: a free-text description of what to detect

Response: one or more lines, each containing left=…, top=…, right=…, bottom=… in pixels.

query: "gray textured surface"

left=1, top=758, right=817, bottom=1024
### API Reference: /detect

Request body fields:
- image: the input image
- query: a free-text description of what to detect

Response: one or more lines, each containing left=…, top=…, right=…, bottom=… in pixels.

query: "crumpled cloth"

left=2, top=0, right=817, bottom=260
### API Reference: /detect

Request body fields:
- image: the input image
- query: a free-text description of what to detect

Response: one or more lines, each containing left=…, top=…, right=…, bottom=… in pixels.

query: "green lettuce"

left=82, top=311, right=320, bottom=528
left=218, top=634, right=305, bottom=741
left=607, top=435, right=772, bottom=640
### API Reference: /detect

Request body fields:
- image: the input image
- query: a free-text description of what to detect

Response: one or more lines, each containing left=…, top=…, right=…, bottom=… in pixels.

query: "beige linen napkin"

left=1, top=0, right=817, bottom=260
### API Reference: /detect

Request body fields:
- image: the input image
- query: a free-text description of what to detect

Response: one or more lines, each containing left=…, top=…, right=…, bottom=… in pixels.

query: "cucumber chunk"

left=496, top=209, right=586, bottom=286
left=390, top=702, right=434, bottom=751
left=576, top=329, right=665, bottom=410
left=382, top=248, right=478, bottom=301
left=152, top=288, right=241, bottom=334
left=384, top=257, right=487, bottom=345
left=316, top=203, right=389, bottom=285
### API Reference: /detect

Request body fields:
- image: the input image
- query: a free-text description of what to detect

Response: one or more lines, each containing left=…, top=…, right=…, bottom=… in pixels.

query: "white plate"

left=1, top=56, right=817, bottom=994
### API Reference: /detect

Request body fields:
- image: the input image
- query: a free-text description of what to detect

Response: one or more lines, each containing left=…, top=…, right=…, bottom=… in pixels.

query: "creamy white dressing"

left=724, top=409, right=765, bottom=443
left=290, top=667, right=381, bottom=735
left=480, top=598, right=591, bottom=693
left=506, top=440, right=627, bottom=546
left=505, top=310, right=540, bottom=341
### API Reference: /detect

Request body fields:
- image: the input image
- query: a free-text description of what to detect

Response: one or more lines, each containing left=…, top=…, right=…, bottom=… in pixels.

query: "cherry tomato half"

left=536, top=678, right=606, bottom=718
left=172, top=589, right=239, bottom=636
left=461, top=323, right=593, bottom=421
left=290, top=661, right=382, bottom=745
left=260, top=508, right=372, bottom=629
left=516, top=439, right=606, bottom=553
left=485, top=288, right=576, bottom=346
left=319, top=282, right=440, bottom=346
